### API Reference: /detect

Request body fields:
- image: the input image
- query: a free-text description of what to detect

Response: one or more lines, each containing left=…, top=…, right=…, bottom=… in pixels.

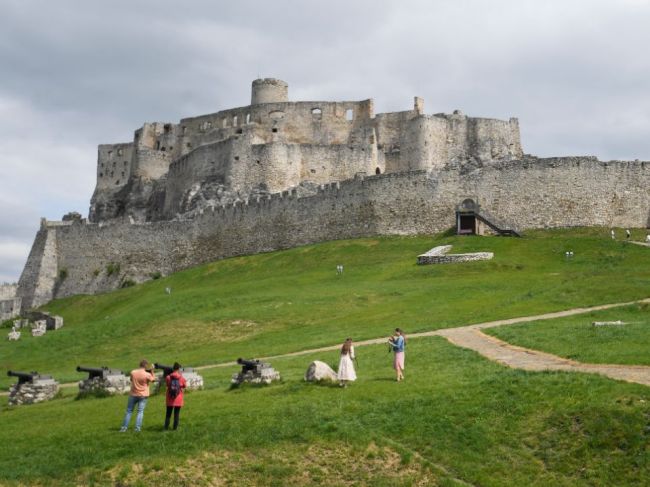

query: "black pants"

left=164, top=406, right=181, bottom=430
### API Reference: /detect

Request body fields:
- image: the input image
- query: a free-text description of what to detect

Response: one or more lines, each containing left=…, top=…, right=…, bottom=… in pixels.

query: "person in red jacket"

left=164, top=362, right=187, bottom=430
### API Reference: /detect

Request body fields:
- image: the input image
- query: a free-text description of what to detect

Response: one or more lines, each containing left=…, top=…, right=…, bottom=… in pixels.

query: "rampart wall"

left=18, top=158, right=650, bottom=308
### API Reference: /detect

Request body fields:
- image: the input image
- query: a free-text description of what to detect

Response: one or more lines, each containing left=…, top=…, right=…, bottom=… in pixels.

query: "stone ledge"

left=417, top=245, right=493, bottom=265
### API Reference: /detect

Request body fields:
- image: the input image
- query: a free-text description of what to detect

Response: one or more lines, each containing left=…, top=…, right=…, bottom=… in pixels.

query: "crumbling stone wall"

left=16, top=157, right=650, bottom=307
left=87, top=79, right=522, bottom=224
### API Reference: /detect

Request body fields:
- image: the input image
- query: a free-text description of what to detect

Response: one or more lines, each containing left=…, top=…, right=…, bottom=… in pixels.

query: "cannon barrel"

left=154, top=363, right=173, bottom=371
left=7, top=370, right=40, bottom=384
left=7, top=370, right=38, bottom=379
left=154, top=363, right=174, bottom=377
left=76, top=366, right=106, bottom=374
left=237, top=358, right=261, bottom=367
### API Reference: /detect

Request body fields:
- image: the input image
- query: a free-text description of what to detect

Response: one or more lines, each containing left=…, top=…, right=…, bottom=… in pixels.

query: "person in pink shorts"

left=388, top=328, right=406, bottom=381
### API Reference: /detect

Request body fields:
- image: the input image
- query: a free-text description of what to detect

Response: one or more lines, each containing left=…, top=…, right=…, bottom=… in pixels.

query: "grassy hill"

left=1, top=228, right=649, bottom=485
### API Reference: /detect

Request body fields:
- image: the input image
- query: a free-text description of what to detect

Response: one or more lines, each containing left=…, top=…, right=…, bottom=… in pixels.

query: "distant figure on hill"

left=165, top=287, right=172, bottom=295
left=388, top=328, right=406, bottom=382
left=120, top=360, right=156, bottom=432
left=646, top=234, right=650, bottom=243
left=611, top=229, right=616, bottom=240
left=336, top=264, right=344, bottom=275
left=337, top=338, right=356, bottom=387
left=164, top=362, right=187, bottom=430
left=626, top=229, right=631, bottom=239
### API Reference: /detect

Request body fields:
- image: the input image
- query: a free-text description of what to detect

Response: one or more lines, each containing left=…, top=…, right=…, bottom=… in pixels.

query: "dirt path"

left=243, top=297, right=650, bottom=387
left=4, top=297, right=649, bottom=397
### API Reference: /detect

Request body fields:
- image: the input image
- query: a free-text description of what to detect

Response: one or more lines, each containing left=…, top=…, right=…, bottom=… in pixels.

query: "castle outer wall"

left=18, top=157, right=650, bottom=308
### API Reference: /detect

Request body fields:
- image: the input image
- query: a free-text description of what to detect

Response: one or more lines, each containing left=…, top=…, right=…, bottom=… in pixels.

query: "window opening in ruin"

left=155, top=141, right=161, bottom=150
left=164, top=124, right=171, bottom=134
left=310, top=169, right=316, bottom=174
left=236, top=128, right=243, bottom=134
left=115, top=180, right=120, bottom=185
left=375, top=167, right=381, bottom=175
left=99, top=172, right=103, bottom=178
left=222, top=119, right=227, bottom=128
left=186, top=142, right=192, bottom=149
left=182, top=126, right=187, bottom=134
left=108, top=150, right=113, bottom=157
left=121, top=171, right=125, bottom=177
left=169, top=146, right=173, bottom=151
left=256, top=160, right=261, bottom=165
left=124, top=161, right=128, bottom=166
left=311, top=108, right=322, bottom=120
left=233, top=116, right=238, bottom=126
left=207, top=122, right=212, bottom=130
left=246, top=113, right=251, bottom=124
left=161, top=147, right=166, bottom=152
left=234, top=156, right=240, bottom=161
left=118, top=149, right=123, bottom=156
left=346, top=109, right=354, bottom=121
left=272, top=128, right=278, bottom=133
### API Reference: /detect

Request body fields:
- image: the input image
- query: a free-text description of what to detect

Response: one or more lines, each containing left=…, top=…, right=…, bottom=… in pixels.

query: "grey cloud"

left=2, top=0, right=650, bottom=281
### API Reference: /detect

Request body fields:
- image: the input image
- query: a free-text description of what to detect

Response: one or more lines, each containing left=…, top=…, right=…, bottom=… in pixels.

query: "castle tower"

left=251, top=78, right=289, bottom=105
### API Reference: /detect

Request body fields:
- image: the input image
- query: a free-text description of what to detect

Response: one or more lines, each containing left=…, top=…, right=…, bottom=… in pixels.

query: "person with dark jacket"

left=164, top=362, right=187, bottom=430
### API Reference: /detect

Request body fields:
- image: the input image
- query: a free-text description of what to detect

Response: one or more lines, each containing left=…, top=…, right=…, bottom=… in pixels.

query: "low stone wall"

left=8, top=379, right=59, bottom=406
left=232, top=363, right=281, bottom=385
left=78, top=375, right=131, bottom=396
left=417, top=245, right=494, bottom=265
left=155, top=369, right=204, bottom=393
left=16, top=158, right=650, bottom=309
left=0, top=296, right=21, bottom=321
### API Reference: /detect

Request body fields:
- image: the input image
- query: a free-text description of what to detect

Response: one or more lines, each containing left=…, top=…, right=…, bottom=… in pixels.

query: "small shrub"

left=58, top=268, right=68, bottom=281
left=150, top=271, right=162, bottom=280
left=76, top=389, right=112, bottom=400
left=92, top=269, right=100, bottom=277
left=106, top=263, right=120, bottom=276
left=120, top=279, right=136, bottom=288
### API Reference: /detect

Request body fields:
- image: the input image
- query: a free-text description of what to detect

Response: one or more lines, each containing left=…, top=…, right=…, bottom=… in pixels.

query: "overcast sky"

left=1, top=0, right=649, bottom=283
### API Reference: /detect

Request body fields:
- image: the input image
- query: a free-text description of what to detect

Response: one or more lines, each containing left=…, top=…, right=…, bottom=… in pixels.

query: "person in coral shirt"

left=120, top=359, right=156, bottom=432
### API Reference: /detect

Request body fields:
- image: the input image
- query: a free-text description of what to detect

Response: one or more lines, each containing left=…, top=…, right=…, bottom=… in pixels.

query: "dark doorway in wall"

left=375, top=167, right=381, bottom=175
left=458, top=214, right=476, bottom=235
left=456, top=198, right=478, bottom=235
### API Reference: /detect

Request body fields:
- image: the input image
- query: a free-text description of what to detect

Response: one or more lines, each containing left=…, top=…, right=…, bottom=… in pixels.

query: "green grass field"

left=1, top=228, right=649, bottom=390
left=1, top=228, right=649, bottom=486
left=1, top=338, right=648, bottom=486
left=485, top=303, right=650, bottom=365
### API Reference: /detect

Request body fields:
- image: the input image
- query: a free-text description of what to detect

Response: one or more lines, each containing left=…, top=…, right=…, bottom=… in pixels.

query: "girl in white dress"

left=338, top=338, right=357, bottom=387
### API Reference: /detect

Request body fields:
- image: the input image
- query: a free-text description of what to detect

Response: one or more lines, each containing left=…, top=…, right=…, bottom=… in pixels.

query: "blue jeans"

left=121, top=395, right=148, bottom=431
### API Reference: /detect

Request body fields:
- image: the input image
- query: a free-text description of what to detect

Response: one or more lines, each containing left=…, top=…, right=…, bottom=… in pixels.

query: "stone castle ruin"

left=11, top=78, right=650, bottom=311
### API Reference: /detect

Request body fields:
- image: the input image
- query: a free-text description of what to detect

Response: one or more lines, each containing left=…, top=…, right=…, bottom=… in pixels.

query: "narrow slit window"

left=346, top=109, right=354, bottom=121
